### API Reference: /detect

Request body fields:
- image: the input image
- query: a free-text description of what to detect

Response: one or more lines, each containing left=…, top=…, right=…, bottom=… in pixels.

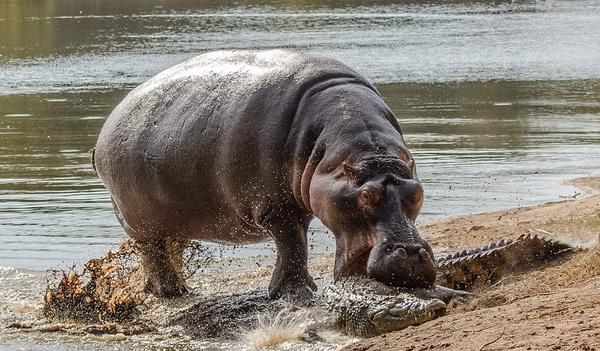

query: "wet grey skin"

left=94, top=49, right=436, bottom=300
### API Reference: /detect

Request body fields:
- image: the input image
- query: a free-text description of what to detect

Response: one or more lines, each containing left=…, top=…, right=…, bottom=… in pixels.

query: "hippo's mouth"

left=334, top=231, right=438, bottom=289
left=334, top=244, right=374, bottom=280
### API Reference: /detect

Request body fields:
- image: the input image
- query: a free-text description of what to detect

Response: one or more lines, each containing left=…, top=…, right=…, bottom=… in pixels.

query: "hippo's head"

left=309, top=155, right=436, bottom=288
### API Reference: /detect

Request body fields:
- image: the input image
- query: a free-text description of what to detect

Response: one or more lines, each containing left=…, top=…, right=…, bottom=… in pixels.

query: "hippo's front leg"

left=264, top=212, right=317, bottom=302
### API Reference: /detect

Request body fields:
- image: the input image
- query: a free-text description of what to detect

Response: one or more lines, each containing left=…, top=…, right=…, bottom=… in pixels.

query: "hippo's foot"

left=136, top=238, right=189, bottom=299
left=143, top=270, right=189, bottom=298
left=268, top=271, right=317, bottom=303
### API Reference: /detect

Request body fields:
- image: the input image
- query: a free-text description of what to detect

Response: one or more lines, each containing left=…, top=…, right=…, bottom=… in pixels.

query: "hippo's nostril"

left=418, top=248, right=430, bottom=262
left=395, top=247, right=408, bottom=259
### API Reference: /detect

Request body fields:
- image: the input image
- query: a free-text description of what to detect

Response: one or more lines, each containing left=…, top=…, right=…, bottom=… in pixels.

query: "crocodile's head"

left=329, top=277, right=448, bottom=337
left=364, top=295, right=446, bottom=336
left=310, top=156, right=437, bottom=288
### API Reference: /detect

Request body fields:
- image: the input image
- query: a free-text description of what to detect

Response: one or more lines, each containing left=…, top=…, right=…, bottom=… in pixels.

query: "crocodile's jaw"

left=368, top=296, right=446, bottom=336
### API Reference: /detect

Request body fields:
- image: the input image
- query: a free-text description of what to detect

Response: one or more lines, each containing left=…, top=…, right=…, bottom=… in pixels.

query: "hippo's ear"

left=407, top=159, right=417, bottom=178
left=343, top=162, right=359, bottom=182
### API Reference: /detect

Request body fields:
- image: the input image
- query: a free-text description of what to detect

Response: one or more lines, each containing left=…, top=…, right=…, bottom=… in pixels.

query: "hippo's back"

left=94, top=50, right=372, bottom=240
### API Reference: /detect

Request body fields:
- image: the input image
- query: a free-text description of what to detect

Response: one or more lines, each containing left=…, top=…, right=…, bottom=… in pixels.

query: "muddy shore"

left=342, top=176, right=600, bottom=351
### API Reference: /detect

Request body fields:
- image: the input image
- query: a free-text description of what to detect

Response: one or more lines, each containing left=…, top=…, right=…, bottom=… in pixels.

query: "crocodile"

left=170, top=233, right=582, bottom=338
left=170, top=277, right=464, bottom=339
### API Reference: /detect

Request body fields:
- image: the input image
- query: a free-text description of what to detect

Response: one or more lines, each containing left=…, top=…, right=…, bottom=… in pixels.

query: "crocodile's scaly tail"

left=436, top=233, right=584, bottom=290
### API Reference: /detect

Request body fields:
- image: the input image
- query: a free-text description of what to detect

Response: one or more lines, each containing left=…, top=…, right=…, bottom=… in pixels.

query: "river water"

left=1, top=0, right=599, bottom=349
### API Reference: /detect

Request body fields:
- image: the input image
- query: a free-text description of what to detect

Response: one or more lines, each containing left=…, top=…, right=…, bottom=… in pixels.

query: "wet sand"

left=342, top=176, right=600, bottom=351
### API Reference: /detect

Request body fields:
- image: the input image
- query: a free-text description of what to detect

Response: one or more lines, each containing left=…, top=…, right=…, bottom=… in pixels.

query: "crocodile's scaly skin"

left=436, top=233, right=582, bottom=290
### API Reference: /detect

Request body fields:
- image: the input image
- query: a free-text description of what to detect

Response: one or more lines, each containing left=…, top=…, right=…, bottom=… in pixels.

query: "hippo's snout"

left=367, top=241, right=437, bottom=288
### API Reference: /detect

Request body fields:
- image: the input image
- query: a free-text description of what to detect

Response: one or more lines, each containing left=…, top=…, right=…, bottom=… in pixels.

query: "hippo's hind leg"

left=136, top=237, right=189, bottom=298
left=110, top=198, right=189, bottom=298
left=264, top=211, right=316, bottom=302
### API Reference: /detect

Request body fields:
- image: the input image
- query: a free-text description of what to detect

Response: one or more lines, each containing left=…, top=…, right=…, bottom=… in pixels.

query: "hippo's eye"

left=358, top=183, right=383, bottom=210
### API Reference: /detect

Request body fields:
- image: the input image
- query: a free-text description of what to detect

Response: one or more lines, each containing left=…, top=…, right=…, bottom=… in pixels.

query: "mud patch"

left=44, top=240, right=144, bottom=323
left=43, top=239, right=211, bottom=325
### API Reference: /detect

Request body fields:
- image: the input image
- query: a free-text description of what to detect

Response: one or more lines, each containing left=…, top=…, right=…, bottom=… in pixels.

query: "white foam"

left=0, top=266, right=35, bottom=280
left=246, top=307, right=312, bottom=349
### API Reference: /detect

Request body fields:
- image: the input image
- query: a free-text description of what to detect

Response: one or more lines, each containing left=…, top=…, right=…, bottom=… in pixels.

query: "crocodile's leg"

left=410, top=285, right=473, bottom=304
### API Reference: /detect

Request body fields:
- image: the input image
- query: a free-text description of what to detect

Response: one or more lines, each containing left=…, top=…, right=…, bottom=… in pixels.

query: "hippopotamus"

left=93, top=50, right=436, bottom=300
